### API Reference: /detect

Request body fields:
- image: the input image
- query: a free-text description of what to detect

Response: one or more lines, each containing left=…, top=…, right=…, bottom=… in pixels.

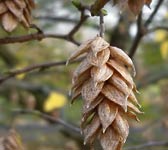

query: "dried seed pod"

left=68, top=36, right=141, bottom=150
left=0, top=0, right=35, bottom=32
left=112, top=0, right=153, bottom=15
left=0, top=129, right=25, bottom=150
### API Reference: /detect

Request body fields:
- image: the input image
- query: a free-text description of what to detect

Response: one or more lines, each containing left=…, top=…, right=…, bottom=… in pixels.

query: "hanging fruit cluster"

left=68, top=36, right=142, bottom=150
left=113, top=0, right=152, bottom=14
left=0, top=129, right=24, bottom=150
left=91, top=0, right=152, bottom=16
left=0, top=0, right=35, bottom=32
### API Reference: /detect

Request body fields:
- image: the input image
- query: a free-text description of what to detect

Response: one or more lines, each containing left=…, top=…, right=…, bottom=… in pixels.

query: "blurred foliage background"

left=0, top=0, right=168, bottom=150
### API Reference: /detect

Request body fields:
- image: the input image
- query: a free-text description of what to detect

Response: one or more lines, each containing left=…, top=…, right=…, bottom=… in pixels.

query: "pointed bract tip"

left=93, top=82, right=98, bottom=88
left=136, top=117, right=140, bottom=122
left=82, top=117, right=85, bottom=122
left=103, top=128, right=106, bottom=133
left=138, top=104, right=142, bottom=108
left=124, top=106, right=127, bottom=112
left=123, top=139, right=126, bottom=143
left=70, top=99, right=75, bottom=105
left=146, top=4, right=151, bottom=9
left=93, top=52, right=97, bottom=57
left=136, top=90, right=140, bottom=94
left=133, top=69, right=136, bottom=77
left=66, top=60, right=69, bottom=66
left=68, top=90, right=72, bottom=97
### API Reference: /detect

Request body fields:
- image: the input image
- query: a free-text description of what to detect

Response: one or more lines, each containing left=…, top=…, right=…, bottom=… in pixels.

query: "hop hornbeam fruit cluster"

left=68, top=36, right=142, bottom=150
left=0, top=0, right=35, bottom=32
left=112, top=0, right=152, bottom=15
left=0, top=129, right=24, bottom=150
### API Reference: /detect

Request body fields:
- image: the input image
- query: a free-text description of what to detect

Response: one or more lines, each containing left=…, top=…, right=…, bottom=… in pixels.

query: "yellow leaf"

left=15, top=64, right=27, bottom=80
left=160, top=41, right=168, bottom=59
left=164, top=12, right=168, bottom=19
left=155, top=30, right=167, bottom=42
left=16, top=73, right=26, bottom=80
left=44, top=92, right=67, bottom=112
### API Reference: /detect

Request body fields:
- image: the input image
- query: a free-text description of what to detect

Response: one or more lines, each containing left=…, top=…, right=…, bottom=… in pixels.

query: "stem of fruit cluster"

left=99, top=10, right=105, bottom=37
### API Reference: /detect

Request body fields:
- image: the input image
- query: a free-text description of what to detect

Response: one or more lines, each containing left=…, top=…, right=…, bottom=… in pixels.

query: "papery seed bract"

left=68, top=36, right=141, bottom=150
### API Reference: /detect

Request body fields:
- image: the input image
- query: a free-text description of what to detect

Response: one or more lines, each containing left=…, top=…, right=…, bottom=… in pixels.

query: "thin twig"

left=12, top=109, right=81, bottom=134
left=129, top=0, right=165, bottom=58
left=0, top=4, right=89, bottom=46
left=35, top=16, right=79, bottom=23
left=125, top=140, right=168, bottom=150
left=0, top=57, right=83, bottom=84
left=99, top=10, right=105, bottom=37
left=35, top=15, right=99, bottom=29
left=144, top=0, right=164, bottom=27
left=129, top=12, right=143, bottom=58
left=0, top=32, right=79, bottom=46
left=68, top=11, right=89, bottom=37
left=30, top=24, right=43, bottom=33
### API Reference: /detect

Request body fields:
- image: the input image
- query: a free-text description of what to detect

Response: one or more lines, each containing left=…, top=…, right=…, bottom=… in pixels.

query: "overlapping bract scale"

left=68, top=36, right=142, bottom=150
left=0, top=0, right=35, bottom=32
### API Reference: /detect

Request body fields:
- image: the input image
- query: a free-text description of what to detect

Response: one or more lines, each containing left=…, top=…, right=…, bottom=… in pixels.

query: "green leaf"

left=91, top=0, right=110, bottom=16
left=72, top=0, right=81, bottom=10
left=101, top=9, right=108, bottom=16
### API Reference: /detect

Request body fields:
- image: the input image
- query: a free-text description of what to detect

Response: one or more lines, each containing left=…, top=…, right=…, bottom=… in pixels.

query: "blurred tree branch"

left=0, top=46, right=18, bottom=67
left=0, top=32, right=80, bottom=45
left=0, top=79, right=66, bottom=112
left=0, top=5, right=89, bottom=46
left=129, top=0, right=165, bottom=58
left=137, top=66, right=168, bottom=89
left=13, top=109, right=80, bottom=134
left=68, top=10, right=89, bottom=38
left=0, top=80, right=52, bottom=95
left=35, top=15, right=99, bottom=29
left=0, top=57, right=83, bottom=84
left=129, top=12, right=143, bottom=58
left=0, top=0, right=165, bottom=60
left=35, top=16, right=79, bottom=24
left=144, top=0, right=165, bottom=27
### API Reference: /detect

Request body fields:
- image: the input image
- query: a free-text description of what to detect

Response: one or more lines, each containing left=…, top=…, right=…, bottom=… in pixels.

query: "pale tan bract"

left=0, top=0, right=35, bottom=32
left=68, top=36, right=142, bottom=150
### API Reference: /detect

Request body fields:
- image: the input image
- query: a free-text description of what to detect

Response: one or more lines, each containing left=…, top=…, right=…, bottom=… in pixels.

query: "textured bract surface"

left=68, top=36, right=142, bottom=150
left=0, top=0, right=35, bottom=32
